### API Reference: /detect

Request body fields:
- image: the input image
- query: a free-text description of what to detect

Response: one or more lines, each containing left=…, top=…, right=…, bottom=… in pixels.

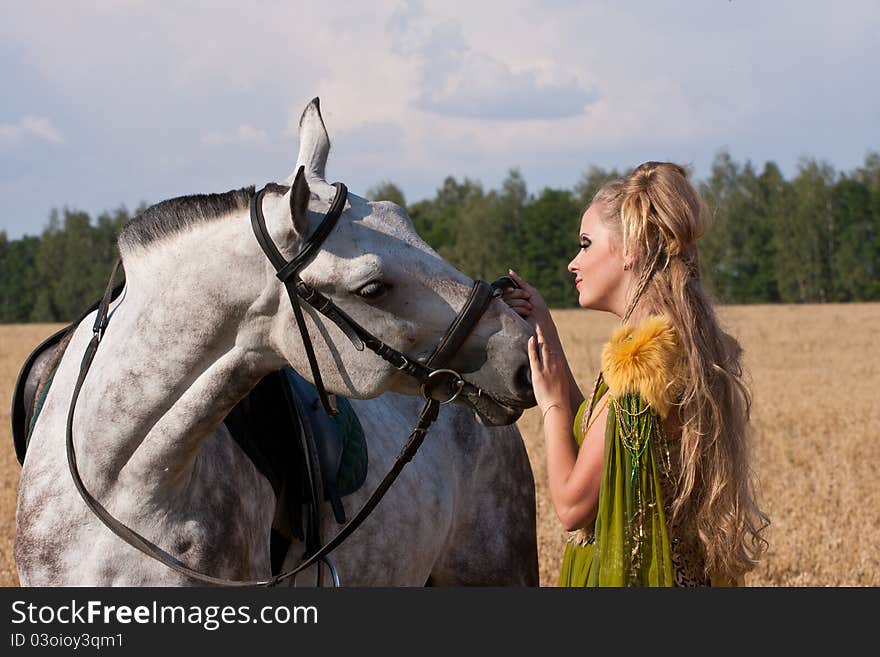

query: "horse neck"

left=77, top=220, right=283, bottom=496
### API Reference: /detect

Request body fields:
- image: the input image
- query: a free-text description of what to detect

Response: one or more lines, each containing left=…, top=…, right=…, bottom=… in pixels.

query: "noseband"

left=65, top=180, right=518, bottom=587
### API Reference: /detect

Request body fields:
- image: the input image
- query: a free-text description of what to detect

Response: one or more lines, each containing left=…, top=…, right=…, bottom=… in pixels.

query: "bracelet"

left=542, top=403, right=564, bottom=420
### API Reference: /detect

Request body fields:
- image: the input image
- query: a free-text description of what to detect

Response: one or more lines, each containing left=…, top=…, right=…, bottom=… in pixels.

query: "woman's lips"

left=575, top=278, right=582, bottom=288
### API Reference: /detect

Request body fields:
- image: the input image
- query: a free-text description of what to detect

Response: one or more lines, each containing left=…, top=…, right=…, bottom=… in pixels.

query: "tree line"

left=1, top=151, right=878, bottom=323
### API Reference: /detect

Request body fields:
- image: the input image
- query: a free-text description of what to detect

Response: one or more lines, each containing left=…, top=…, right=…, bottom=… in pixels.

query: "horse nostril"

left=515, top=363, right=537, bottom=407
left=516, top=362, right=532, bottom=391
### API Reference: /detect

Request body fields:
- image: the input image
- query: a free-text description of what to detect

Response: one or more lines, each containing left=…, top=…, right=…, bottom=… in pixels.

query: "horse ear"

left=290, top=165, right=310, bottom=236
left=289, top=97, right=330, bottom=184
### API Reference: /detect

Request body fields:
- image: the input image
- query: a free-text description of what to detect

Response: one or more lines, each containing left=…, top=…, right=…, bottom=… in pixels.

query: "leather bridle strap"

left=426, top=280, right=494, bottom=368
left=249, top=183, right=347, bottom=284
left=250, top=183, right=348, bottom=415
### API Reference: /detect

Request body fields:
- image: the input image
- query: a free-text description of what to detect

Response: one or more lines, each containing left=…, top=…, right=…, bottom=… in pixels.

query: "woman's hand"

left=528, top=324, right=571, bottom=415
left=503, top=269, right=584, bottom=414
left=501, top=270, right=553, bottom=330
left=502, top=269, right=563, bottom=347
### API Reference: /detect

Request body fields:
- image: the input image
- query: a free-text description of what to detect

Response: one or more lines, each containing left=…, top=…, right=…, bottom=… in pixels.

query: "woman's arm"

left=527, top=324, right=606, bottom=532
left=542, top=393, right=607, bottom=531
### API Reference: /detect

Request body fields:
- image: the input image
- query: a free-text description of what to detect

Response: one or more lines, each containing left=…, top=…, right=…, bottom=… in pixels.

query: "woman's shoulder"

left=600, top=314, right=684, bottom=419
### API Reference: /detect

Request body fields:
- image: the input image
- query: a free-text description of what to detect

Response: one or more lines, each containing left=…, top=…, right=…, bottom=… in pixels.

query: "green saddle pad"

left=328, top=395, right=368, bottom=497
left=26, top=365, right=58, bottom=446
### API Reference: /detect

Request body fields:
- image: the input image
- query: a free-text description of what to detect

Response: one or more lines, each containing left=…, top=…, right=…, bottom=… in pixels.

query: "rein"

left=65, top=178, right=516, bottom=587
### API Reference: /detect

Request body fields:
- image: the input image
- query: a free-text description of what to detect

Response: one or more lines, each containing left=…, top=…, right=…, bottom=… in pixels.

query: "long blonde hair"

left=593, top=162, right=769, bottom=581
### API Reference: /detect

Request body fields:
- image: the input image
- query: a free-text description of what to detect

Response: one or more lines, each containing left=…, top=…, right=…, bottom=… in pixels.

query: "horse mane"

left=117, top=183, right=292, bottom=253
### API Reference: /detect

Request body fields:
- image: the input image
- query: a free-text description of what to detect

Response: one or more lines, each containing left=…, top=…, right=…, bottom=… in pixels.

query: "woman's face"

left=567, top=202, right=632, bottom=315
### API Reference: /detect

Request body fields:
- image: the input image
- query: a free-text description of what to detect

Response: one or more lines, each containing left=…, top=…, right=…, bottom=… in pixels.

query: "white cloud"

left=201, top=124, right=269, bottom=145
left=0, top=115, right=64, bottom=144
left=389, top=2, right=597, bottom=120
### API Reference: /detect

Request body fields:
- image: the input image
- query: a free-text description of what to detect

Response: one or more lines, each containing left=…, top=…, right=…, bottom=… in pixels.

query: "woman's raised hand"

left=502, top=270, right=554, bottom=332
left=527, top=323, right=570, bottom=414
left=504, top=269, right=583, bottom=414
left=499, top=280, right=533, bottom=318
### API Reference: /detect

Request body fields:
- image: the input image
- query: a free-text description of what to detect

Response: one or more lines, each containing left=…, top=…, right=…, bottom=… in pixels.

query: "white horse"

left=15, top=99, right=539, bottom=586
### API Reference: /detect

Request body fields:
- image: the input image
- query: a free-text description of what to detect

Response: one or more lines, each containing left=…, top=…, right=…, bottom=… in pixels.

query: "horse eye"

left=356, top=281, right=389, bottom=300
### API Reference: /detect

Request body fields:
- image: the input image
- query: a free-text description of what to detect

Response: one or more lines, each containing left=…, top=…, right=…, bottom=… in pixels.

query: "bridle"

left=249, top=179, right=504, bottom=417
left=65, top=174, right=520, bottom=587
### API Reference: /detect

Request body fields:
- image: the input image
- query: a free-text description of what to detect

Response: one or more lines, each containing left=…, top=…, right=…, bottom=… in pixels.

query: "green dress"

left=557, top=378, right=676, bottom=587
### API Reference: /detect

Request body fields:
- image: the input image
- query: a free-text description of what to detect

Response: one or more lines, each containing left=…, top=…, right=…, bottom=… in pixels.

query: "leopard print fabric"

left=670, top=535, right=709, bottom=587
left=659, top=448, right=710, bottom=587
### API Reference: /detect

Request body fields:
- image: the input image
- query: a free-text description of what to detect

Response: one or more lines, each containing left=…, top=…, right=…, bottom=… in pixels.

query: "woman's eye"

left=579, top=239, right=591, bottom=250
left=357, top=281, right=389, bottom=300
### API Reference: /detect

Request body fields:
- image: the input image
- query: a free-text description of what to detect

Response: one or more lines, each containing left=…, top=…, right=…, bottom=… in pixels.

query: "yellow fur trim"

left=601, top=315, right=683, bottom=419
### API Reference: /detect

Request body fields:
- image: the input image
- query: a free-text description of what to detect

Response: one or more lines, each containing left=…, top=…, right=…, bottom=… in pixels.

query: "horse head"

left=258, top=99, right=535, bottom=425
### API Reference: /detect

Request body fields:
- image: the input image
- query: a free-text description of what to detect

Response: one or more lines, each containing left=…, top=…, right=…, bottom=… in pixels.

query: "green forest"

left=1, top=150, right=878, bottom=323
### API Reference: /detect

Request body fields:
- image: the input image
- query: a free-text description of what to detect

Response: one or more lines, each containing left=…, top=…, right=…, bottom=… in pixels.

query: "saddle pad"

left=26, top=364, right=59, bottom=445
left=283, top=369, right=368, bottom=500
left=326, top=394, right=368, bottom=498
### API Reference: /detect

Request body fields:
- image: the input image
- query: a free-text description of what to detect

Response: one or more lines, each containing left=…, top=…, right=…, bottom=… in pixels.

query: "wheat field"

left=1, top=305, right=878, bottom=586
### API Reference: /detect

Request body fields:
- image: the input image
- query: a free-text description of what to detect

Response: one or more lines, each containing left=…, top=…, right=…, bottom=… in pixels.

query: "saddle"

left=222, top=368, right=368, bottom=571
left=11, top=292, right=368, bottom=572
left=223, top=369, right=368, bottom=529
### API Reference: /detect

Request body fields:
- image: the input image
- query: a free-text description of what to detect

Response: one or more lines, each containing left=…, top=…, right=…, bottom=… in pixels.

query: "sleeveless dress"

left=556, top=315, right=711, bottom=587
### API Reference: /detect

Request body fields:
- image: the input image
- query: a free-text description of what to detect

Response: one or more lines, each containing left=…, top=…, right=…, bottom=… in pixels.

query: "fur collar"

left=601, top=315, right=684, bottom=419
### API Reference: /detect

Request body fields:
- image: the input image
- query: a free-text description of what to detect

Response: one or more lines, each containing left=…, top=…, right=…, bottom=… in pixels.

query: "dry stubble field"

left=1, top=304, right=878, bottom=586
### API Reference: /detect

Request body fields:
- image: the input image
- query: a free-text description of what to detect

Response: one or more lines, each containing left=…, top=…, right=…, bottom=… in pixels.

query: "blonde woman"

left=503, top=162, right=768, bottom=586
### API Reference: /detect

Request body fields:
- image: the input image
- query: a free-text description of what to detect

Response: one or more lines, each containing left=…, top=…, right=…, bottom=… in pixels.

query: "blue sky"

left=1, top=0, right=878, bottom=238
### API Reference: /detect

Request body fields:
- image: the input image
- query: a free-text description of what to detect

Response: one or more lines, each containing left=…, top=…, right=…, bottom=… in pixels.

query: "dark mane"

left=118, top=186, right=256, bottom=252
